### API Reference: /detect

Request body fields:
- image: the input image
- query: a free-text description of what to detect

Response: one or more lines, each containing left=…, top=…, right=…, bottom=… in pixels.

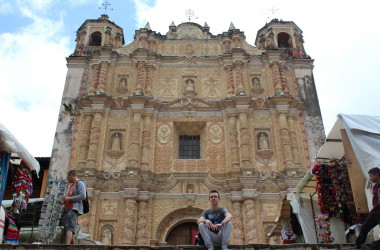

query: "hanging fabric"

left=3, top=211, right=20, bottom=244
left=10, top=162, right=33, bottom=213
left=0, top=150, right=11, bottom=204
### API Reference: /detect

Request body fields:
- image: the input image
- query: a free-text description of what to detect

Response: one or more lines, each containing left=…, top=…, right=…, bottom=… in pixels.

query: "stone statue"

left=258, top=132, right=269, bottom=150
left=185, top=79, right=195, bottom=92
left=111, top=133, right=122, bottom=150
left=102, top=228, right=112, bottom=245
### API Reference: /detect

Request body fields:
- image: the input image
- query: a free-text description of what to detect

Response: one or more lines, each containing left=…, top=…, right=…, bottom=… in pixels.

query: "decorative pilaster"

left=128, top=111, right=142, bottom=167
left=89, top=64, right=100, bottom=94
left=231, top=201, right=244, bottom=244
left=96, top=61, right=109, bottom=93
left=234, top=62, right=245, bottom=95
left=226, top=65, right=234, bottom=97
left=122, top=199, right=137, bottom=244
left=244, top=199, right=257, bottom=244
left=135, top=200, right=148, bottom=245
left=271, top=63, right=283, bottom=96
left=141, top=113, right=152, bottom=170
left=228, top=115, right=240, bottom=170
left=287, top=116, right=300, bottom=166
left=279, top=64, right=289, bottom=95
left=145, top=65, right=153, bottom=96
left=78, top=114, right=93, bottom=166
left=87, top=112, right=103, bottom=169
left=88, top=190, right=100, bottom=237
left=239, top=112, right=251, bottom=167
left=278, top=113, right=293, bottom=168
left=135, top=62, right=146, bottom=95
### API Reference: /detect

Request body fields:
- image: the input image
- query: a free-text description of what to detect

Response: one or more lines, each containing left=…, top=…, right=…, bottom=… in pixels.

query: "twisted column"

left=244, top=199, right=258, bottom=244
left=89, top=64, right=100, bottom=94
left=96, top=61, right=109, bottom=93
left=128, top=112, right=142, bottom=167
left=228, top=115, right=240, bottom=170
left=122, top=199, right=137, bottom=244
left=135, top=62, right=146, bottom=94
left=271, top=63, right=282, bottom=96
left=231, top=201, right=244, bottom=244
left=239, top=112, right=251, bottom=167
left=287, top=116, right=300, bottom=166
left=145, top=65, right=153, bottom=96
left=141, top=114, right=152, bottom=170
left=135, top=200, right=148, bottom=245
left=278, top=113, right=292, bottom=168
left=87, top=112, right=103, bottom=169
left=279, top=65, right=289, bottom=95
left=234, top=62, right=245, bottom=93
left=78, top=114, right=93, bottom=166
left=226, top=65, right=234, bottom=97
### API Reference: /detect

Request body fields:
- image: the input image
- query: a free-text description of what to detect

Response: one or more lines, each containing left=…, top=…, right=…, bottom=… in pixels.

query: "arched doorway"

left=166, top=222, right=198, bottom=245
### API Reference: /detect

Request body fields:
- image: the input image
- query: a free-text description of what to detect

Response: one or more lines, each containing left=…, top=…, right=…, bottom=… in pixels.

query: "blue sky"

left=1, top=0, right=379, bottom=157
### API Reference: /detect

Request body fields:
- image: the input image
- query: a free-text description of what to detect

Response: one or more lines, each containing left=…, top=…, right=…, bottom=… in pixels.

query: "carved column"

left=89, top=64, right=100, bottom=94
left=231, top=201, right=244, bottom=244
left=279, top=64, right=289, bottom=95
left=141, top=113, right=152, bottom=170
left=239, top=112, right=251, bottom=167
left=135, top=200, right=148, bottom=245
left=234, top=62, right=245, bottom=94
left=128, top=112, right=142, bottom=167
left=225, top=65, right=234, bottom=97
left=87, top=112, right=103, bottom=169
left=135, top=62, right=146, bottom=94
left=287, top=116, right=300, bottom=166
left=78, top=113, right=93, bottom=166
left=145, top=65, right=153, bottom=96
left=271, top=63, right=283, bottom=96
left=244, top=199, right=258, bottom=244
left=228, top=115, right=240, bottom=170
left=96, top=61, right=109, bottom=93
left=122, top=199, right=137, bottom=244
left=278, top=113, right=292, bottom=168
left=88, top=190, right=100, bottom=237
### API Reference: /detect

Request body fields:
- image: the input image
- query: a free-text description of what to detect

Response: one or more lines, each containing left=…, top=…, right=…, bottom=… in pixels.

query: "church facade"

left=49, top=14, right=325, bottom=245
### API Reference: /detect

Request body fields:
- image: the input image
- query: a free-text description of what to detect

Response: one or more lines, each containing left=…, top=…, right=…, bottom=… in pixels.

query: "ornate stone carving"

left=116, top=76, right=128, bottom=94
left=209, top=123, right=222, bottom=144
left=203, top=77, right=220, bottom=98
left=101, top=200, right=118, bottom=216
left=136, top=201, right=148, bottom=245
left=250, top=77, right=264, bottom=94
left=244, top=199, right=257, bottom=244
left=231, top=201, right=244, bottom=244
left=122, top=199, right=137, bottom=244
left=158, top=124, right=171, bottom=144
left=158, top=76, right=178, bottom=99
left=226, top=66, right=234, bottom=96
left=97, top=61, right=109, bottom=93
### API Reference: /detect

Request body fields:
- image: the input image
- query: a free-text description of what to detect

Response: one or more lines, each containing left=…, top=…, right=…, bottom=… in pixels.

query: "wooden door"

left=166, top=222, right=198, bottom=245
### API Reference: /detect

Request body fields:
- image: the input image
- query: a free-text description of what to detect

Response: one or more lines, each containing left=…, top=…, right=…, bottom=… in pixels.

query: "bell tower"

left=255, top=18, right=307, bottom=58
left=73, top=14, right=125, bottom=56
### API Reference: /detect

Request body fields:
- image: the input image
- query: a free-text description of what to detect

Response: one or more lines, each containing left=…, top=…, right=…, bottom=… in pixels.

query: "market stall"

left=290, top=114, right=380, bottom=244
left=0, top=122, right=40, bottom=243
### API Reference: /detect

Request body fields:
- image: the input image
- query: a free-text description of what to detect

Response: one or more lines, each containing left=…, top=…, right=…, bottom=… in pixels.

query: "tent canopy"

left=0, top=122, right=40, bottom=173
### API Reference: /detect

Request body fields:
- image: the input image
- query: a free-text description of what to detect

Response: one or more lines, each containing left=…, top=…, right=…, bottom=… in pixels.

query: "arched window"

left=277, top=32, right=292, bottom=48
left=89, top=31, right=102, bottom=46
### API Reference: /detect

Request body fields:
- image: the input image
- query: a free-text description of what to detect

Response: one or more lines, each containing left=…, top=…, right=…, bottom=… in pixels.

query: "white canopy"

left=0, top=122, right=40, bottom=173
left=317, top=114, right=380, bottom=178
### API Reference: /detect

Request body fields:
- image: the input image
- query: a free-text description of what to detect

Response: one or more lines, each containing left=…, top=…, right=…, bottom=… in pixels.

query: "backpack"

left=76, top=180, right=89, bottom=214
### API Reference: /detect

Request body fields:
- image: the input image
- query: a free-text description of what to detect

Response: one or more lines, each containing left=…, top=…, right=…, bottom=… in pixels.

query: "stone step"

left=0, top=243, right=360, bottom=250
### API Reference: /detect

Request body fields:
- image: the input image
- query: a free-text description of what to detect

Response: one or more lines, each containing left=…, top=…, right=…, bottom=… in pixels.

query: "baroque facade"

left=49, top=14, right=325, bottom=245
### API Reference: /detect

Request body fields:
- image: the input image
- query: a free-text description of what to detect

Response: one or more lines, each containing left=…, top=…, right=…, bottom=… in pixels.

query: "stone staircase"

left=0, top=244, right=359, bottom=250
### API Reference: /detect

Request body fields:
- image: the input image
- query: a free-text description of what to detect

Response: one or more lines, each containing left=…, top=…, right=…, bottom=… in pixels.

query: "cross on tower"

left=99, top=0, right=113, bottom=14
left=268, top=7, right=279, bottom=20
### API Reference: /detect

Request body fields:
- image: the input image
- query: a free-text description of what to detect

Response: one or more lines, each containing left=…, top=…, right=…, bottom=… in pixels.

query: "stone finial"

left=170, top=21, right=176, bottom=27
left=144, top=22, right=151, bottom=31
left=229, top=22, right=236, bottom=31
left=204, top=22, right=209, bottom=28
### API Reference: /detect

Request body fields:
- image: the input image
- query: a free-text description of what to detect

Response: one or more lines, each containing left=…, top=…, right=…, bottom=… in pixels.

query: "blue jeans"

left=198, top=221, right=232, bottom=249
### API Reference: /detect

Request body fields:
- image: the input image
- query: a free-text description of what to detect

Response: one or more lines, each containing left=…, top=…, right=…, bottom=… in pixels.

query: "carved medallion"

left=158, top=124, right=171, bottom=144
left=209, top=124, right=222, bottom=144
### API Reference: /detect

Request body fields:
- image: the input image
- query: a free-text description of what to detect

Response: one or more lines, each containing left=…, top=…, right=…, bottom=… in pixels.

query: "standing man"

left=354, top=167, right=380, bottom=249
left=58, top=170, right=86, bottom=245
left=197, top=190, right=232, bottom=250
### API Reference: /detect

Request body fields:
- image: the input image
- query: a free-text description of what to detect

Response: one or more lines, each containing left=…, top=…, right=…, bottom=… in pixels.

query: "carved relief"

left=209, top=123, right=222, bottom=144
left=116, top=75, right=129, bottom=94
left=105, top=131, right=124, bottom=159
left=100, top=225, right=114, bottom=245
left=158, top=124, right=171, bottom=144
left=203, top=77, right=220, bottom=98
left=101, top=200, right=118, bottom=216
left=255, top=130, right=274, bottom=165
left=231, top=201, right=244, bottom=244
left=250, top=77, right=264, bottom=94
left=262, top=203, right=278, bottom=221
left=158, top=76, right=178, bottom=99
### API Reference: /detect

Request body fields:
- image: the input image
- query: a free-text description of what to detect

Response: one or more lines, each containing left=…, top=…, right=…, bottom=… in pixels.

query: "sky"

left=0, top=0, right=379, bottom=157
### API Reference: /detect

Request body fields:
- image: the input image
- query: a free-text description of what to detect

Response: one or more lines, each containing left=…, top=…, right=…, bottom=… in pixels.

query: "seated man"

left=197, top=190, right=232, bottom=250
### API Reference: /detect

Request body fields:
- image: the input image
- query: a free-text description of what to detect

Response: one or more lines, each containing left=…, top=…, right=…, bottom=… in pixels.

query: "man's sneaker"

left=222, top=247, right=231, bottom=250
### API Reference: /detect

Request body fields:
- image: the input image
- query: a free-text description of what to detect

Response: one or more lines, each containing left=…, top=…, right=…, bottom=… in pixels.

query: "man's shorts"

left=64, top=209, right=79, bottom=233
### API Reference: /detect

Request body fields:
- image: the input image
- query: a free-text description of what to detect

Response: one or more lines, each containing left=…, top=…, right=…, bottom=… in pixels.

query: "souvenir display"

left=315, top=214, right=334, bottom=243
left=38, top=178, right=67, bottom=244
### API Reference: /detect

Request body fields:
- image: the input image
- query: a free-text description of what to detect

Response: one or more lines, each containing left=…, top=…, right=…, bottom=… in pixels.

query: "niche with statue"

left=255, top=131, right=274, bottom=164
left=106, top=131, right=125, bottom=158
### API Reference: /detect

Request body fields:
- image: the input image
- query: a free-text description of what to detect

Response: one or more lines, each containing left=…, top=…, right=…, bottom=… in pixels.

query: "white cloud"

left=0, top=4, right=70, bottom=156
